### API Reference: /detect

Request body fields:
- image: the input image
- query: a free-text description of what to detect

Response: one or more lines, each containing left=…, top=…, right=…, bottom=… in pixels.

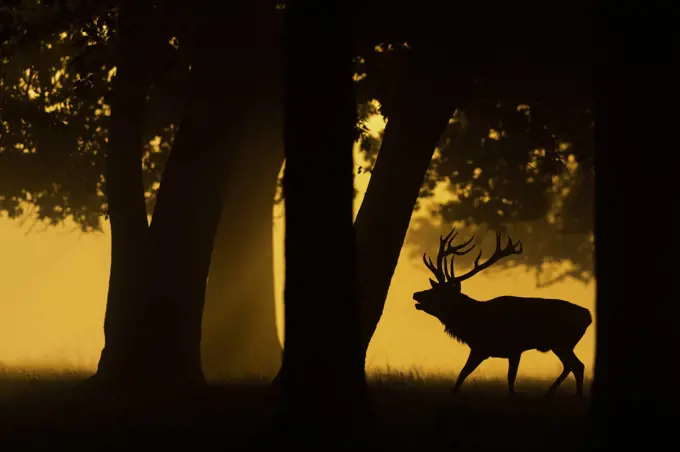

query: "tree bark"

left=277, top=0, right=368, bottom=445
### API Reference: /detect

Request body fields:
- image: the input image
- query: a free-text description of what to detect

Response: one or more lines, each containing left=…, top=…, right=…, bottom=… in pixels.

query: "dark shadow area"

left=585, top=0, right=676, bottom=449
left=0, top=372, right=589, bottom=451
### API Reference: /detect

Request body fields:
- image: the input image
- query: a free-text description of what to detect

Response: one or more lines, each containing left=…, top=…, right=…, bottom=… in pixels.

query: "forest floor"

left=0, top=368, right=590, bottom=451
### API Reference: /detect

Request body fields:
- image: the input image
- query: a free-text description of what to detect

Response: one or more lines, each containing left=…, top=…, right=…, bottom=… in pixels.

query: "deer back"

left=467, top=296, right=592, bottom=354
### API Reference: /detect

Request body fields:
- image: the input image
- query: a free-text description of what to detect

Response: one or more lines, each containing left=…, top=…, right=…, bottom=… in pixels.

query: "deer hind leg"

left=454, top=350, right=486, bottom=393
left=567, top=350, right=585, bottom=396
left=546, top=348, right=582, bottom=398
left=507, top=353, right=522, bottom=394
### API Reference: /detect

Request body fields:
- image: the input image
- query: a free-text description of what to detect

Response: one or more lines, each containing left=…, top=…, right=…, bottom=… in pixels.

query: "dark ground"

left=0, top=369, right=590, bottom=451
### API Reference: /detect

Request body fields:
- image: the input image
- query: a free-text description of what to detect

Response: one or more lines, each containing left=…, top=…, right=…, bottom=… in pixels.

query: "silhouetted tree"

left=0, top=0, right=285, bottom=380
left=352, top=52, right=477, bottom=360
left=93, top=0, right=163, bottom=389
left=0, top=0, right=284, bottom=379
left=98, top=0, right=283, bottom=391
left=91, top=0, right=249, bottom=390
left=275, top=0, right=368, bottom=445
left=1, top=0, right=284, bottom=392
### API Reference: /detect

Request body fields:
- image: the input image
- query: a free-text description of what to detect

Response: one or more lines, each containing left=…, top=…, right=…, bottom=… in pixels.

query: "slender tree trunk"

left=202, top=169, right=283, bottom=380
left=354, top=57, right=474, bottom=360
left=144, top=60, right=233, bottom=387
left=141, top=1, right=268, bottom=389
left=94, top=0, right=157, bottom=388
left=202, top=76, right=284, bottom=380
left=277, top=0, right=368, bottom=445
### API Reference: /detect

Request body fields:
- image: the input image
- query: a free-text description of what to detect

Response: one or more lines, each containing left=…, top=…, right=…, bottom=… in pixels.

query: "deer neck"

left=457, top=292, right=479, bottom=305
left=441, top=292, right=481, bottom=345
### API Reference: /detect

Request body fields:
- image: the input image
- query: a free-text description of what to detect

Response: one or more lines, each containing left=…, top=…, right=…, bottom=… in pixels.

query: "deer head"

left=413, top=228, right=523, bottom=317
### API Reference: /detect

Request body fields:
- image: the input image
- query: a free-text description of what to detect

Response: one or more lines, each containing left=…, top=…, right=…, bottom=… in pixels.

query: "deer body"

left=413, top=228, right=592, bottom=397
left=431, top=295, right=592, bottom=357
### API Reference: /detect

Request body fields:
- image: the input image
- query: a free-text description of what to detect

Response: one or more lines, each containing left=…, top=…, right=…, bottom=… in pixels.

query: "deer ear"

left=429, top=279, right=438, bottom=289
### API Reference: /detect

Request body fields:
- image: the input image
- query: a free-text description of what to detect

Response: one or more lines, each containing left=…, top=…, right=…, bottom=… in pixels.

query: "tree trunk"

left=144, top=61, right=233, bottom=387
left=94, top=0, right=159, bottom=388
left=202, top=168, right=283, bottom=380
left=198, top=0, right=285, bottom=381
left=587, top=13, right=675, bottom=447
left=277, top=0, right=368, bottom=445
left=201, top=73, right=284, bottom=381
left=354, top=57, right=474, bottom=359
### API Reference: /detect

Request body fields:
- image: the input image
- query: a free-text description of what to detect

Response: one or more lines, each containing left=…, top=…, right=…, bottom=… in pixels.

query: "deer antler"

left=423, top=227, right=476, bottom=284
left=453, top=231, right=523, bottom=283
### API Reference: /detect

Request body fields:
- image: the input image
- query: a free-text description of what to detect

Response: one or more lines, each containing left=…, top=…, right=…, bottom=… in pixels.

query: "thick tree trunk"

left=354, top=57, right=474, bottom=359
left=587, top=14, right=675, bottom=447
left=277, top=0, right=368, bottom=445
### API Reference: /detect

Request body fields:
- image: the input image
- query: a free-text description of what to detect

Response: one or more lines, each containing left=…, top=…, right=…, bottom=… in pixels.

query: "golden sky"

left=0, top=115, right=595, bottom=381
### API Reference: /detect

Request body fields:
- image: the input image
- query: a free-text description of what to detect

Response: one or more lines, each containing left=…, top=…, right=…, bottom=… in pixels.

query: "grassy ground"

left=0, top=368, right=590, bottom=451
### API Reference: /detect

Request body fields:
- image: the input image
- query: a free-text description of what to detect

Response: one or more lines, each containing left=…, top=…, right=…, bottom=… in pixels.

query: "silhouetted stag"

left=413, top=228, right=592, bottom=397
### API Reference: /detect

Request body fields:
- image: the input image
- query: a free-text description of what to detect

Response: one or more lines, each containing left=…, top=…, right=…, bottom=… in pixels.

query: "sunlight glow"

left=0, top=105, right=594, bottom=381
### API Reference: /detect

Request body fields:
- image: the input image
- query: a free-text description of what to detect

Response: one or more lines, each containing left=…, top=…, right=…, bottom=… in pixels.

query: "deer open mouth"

left=413, top=293, right=424, bottom=310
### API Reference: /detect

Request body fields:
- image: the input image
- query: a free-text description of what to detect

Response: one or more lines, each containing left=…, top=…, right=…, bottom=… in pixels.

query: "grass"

left=0, top=367, right=591, bottom=451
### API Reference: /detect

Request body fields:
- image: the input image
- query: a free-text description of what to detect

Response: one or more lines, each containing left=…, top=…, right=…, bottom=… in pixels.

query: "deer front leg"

left=507, top=353, right=521, bottom=394
left=546, top=348, right=575, bottom=398
left=453, top=350, right=487, bottom=393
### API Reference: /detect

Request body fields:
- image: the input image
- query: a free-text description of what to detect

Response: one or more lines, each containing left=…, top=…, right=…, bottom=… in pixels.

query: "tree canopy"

left=1, top=0, right=189, bottom=229
left=0, top=0, right=594, bottom=286
left=354, top=41, right=594, bottom=286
